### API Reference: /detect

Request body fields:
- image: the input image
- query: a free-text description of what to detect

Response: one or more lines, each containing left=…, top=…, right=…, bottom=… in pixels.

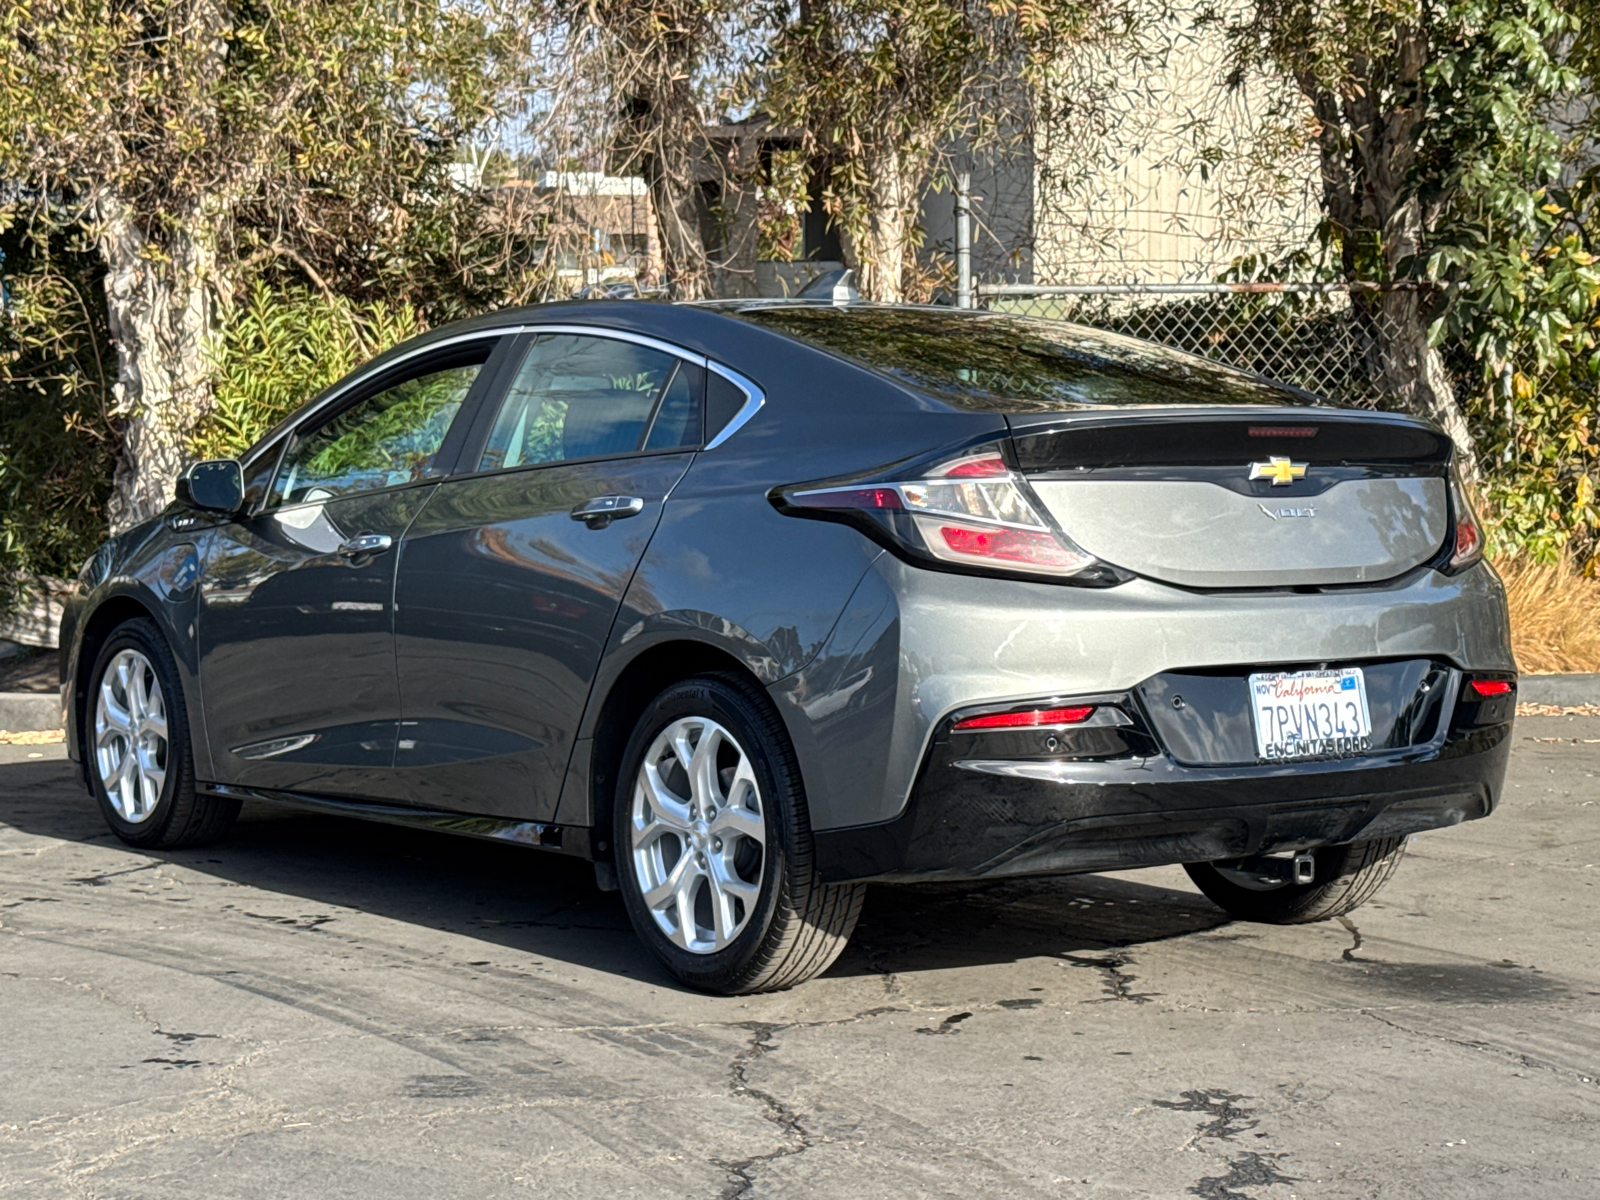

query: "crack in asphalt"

left=1360, top=1009, right=1600, bottom=1087
left=68, top=862, right=159, bottom=887
left=716, top=1023, right=814, bottom=1200
left=1154, top=1089, right=1259, bottom=1143
left=1153, top=1089, right=1299, bottom=1198
left=915, top=1011, right=973, bottom=1035
left=1061, top=950, right=1158, bottom=1003
left=1336, top=915, right=1364, bottom=962
left=1190, top=1150, right=1298, bottom=1199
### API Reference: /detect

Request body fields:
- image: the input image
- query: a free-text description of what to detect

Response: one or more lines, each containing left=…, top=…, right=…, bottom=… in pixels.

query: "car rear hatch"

left=1009, top=409, right=1453, bottom=588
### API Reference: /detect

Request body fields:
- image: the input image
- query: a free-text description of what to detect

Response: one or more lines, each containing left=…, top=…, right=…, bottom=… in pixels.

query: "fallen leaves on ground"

left=0, top=729, right=64, bottom=744
left=1516, top=703, right=1600, bottom=717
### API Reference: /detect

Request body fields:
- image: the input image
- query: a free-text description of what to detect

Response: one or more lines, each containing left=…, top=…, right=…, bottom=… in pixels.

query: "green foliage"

left=195, top=283, right=423, bottom=461
left=0, top=0, right=547, bottom=534
left=290, top=366, right=474, bottom=498
left=757, top=150, right=810, bottom=262
left=0, top=219, right=119, bottom=593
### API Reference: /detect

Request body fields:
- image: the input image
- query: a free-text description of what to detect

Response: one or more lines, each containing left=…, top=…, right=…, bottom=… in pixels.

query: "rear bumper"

left=813, top=673, right=1513, bottom=883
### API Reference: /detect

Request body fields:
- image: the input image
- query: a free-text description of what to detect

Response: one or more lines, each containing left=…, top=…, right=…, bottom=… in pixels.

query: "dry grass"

left=1495, top=553, right=1600, bottom=675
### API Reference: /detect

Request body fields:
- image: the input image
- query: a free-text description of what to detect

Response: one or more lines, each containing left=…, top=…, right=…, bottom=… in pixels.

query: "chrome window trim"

left=703, top=361, right=766, bottom=451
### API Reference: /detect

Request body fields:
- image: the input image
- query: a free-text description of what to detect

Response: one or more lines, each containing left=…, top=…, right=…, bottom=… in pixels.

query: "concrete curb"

left=1518, top=674, right=1600, bottom=707
left=0, top=692, right=62, bottom=732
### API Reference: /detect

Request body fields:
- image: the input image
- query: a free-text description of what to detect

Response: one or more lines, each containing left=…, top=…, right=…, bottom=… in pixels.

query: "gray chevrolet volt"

left=61, top=301, right=1515, bottom=993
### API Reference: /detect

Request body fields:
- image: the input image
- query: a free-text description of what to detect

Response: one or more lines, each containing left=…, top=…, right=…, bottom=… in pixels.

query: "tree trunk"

left=629, top=48, right=712, bottom=301
left=97, top=194, right=224, bottom=532
left=839, top=152, right=921, bottom=303
left=1302, top=35, right=1478, bottom=475
left=1360, top=285, right=1475, bottom=474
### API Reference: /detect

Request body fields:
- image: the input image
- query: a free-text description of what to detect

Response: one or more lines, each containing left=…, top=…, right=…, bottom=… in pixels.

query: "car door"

left=390, top=329, right=706, bottom=818
left=197, top=337, right=508, bottom=797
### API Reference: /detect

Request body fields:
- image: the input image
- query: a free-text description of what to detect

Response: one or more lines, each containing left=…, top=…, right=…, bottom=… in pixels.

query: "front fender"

left=65, top=532, right=210, bottom=780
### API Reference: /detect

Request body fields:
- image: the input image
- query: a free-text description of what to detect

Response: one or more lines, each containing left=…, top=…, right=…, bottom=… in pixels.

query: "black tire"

left=613, top=672, right=865, bottom=994
left=84, top=618, right=240, bottom=849
left=1184, top=837, right=1408, bottom=924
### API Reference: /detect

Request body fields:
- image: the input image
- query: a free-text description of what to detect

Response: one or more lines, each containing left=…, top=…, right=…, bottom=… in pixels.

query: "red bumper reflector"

left=1468, top=679, right=1513, bottom=697
left=953, top=705, right=1095, bottom=731
left=938, top=524, right=1082, bottom=568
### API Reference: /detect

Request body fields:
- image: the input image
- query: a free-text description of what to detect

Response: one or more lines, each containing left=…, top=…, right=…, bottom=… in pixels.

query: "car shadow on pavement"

left=2, top=757, right=1229, bottom=981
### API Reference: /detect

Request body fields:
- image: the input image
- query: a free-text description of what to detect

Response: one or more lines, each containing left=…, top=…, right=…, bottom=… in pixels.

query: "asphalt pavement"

left=2, top=717, right=1597, bottom=1199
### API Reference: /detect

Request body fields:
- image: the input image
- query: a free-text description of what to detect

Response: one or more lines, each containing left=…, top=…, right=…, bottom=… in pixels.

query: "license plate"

left=1248, top=667, right=1372, bottom=761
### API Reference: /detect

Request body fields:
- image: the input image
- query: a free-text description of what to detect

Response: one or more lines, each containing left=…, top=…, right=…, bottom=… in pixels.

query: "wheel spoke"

left=709, top=802, right=764, bottom=844
left=139, top=759, right=166, bottom=811
left=708, top=874, right=736, bottom=944
left=672, top=868, right=701, bottom=949
left=688, top=724, right=725, bottom=809
left=709, top=856, right=758, bottom=904
left=641, top=840, right=693, bottom=909
left=671, top=729, right=697, bottom=776
left=116, top=750, right=139, bottom=817
left=98, top=680, right=132, bottom=735
left=639, top=759, right=692, bottom=831
left=121, top=660, right=143, bottom=722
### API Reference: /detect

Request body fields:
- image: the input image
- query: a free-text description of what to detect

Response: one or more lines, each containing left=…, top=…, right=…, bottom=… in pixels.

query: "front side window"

left=271, top=360, right=482, bottom=507
left=479, top=334, right=701, bottom=471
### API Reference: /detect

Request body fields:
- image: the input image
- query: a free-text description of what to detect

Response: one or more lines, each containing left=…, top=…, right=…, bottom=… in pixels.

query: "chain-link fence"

left=975, top=282, right=1423, bottom=409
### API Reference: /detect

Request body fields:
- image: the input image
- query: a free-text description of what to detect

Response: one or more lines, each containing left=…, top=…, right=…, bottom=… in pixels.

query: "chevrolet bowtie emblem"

left=1248, top=456, right=1308, bottom=486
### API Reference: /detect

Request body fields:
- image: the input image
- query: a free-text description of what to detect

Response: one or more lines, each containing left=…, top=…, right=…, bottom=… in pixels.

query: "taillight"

left=953, top=705, right=1095, bottom=731
left=776, top=445, right=1116, bottom=583
left=1467, top=679, right=1513, bottom=697
left=1446, top=463, right=1484, bottom=572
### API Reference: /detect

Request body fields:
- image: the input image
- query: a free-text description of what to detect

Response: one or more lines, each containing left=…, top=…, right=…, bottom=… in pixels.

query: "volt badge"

left=1248, top=456, right=1308, bottom=486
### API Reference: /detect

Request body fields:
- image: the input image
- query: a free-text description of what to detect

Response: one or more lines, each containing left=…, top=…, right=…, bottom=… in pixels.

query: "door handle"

left=570, top=495, right=645, bottom=529
left=337, top=533, right=393, bottom=558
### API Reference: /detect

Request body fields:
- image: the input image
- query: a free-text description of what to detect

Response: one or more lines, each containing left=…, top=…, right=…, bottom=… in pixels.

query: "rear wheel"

left=614, top=672, right=865, bottom=994
left=86, top=618, right=239, bottom=849
left=1184, top=838, right=1408, bottom=924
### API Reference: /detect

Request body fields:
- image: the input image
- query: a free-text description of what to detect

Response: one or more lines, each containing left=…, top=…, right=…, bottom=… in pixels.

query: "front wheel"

left=86, top=618, right=240, bottom=849
left=1184, top=838, right=1409, bottom=924
left=614, top=673, right=865, bottom=994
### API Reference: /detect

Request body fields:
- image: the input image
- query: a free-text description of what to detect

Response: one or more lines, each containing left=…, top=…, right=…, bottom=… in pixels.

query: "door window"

left=270, top=359, right=484, bottom=508
left=478, top=334, right=701, bottom=471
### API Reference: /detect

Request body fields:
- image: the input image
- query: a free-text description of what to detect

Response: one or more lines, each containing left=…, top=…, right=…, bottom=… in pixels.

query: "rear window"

left=730, top=306, right=1305, bottom=412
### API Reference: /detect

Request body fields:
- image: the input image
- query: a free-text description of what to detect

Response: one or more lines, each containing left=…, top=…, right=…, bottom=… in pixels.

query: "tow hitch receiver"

left=1220, top=851, right=1317, bottom=887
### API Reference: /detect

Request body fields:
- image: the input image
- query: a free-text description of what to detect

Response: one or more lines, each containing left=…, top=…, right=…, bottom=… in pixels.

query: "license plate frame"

left=1248, top=667, right=1373, bottom=762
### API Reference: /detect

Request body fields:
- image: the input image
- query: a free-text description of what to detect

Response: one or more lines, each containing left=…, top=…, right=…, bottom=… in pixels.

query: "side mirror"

left=177, top=459, right=244, bottom=514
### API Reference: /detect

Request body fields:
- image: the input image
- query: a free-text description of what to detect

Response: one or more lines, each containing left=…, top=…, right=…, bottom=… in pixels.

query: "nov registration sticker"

left=1248, top=667, right=1372, bottom=761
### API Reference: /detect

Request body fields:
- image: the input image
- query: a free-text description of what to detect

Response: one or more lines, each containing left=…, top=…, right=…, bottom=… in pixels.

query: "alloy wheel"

left=94, top=648, right=169, bottom=824
left=629, top=715, right=766, bottom=953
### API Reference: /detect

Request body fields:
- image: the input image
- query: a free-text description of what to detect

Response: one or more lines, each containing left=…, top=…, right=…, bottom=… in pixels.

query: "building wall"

left=1028, top=7, right=1318, bottom=285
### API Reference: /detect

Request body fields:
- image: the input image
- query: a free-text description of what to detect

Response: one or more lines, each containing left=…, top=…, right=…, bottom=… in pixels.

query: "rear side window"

left=478, top=334, right=701, bottom=470
left=271, top=360, right=483, bottom=507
